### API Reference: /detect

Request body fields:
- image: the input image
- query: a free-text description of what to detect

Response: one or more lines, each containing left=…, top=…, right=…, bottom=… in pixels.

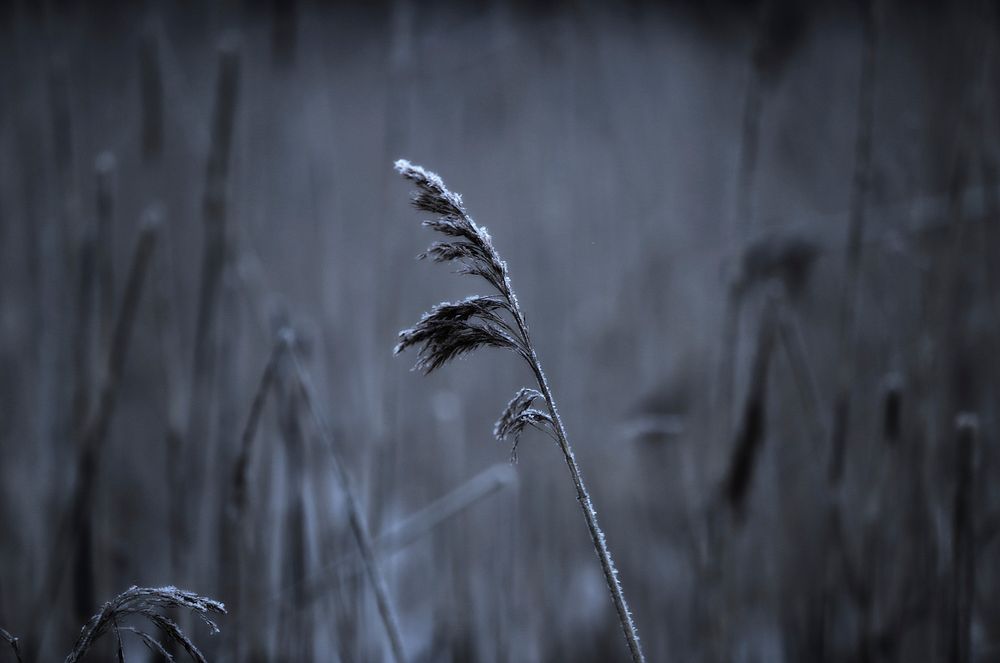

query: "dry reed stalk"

left=71, top=220, right=96, bottom=439
left=40, top=57, right=76, bottom=492
left=722, top=296, right=778, bottom=518
left=71, top=152, right=118, bottom=629
left=951, top=414, right=978, bottom=663
left=287, top=349, right=407, bottom=663
left=95, top=153, right=117, bottom=356
left=717, top=286, right=743, bottom=439
left=715, top=1, right=776, bottom=439
left=881, top=373, right=903, bottom=445
left=276, top=357, right=314, bottom=661
left=378, top=463, right=516, bottom=553
left=393, top=159, right=645, bottom=662
left=139, top=23, right=164, bottom=163
left=934, top=12, right=994, bottom=428
left=211, top=261, right=244, bottom=598
left=16, top=119, right=43, bottom=368
left=29, top=211, right=160, bottom=656
left=184, top=33, right=241, bottom=579
left=819, top=8, right=880, bottom=655
left=65, top=586, right=225, bottom=663
left=219, top=331, right=289, bottom=660
left=775, top=304, right=826, bottom=443
left=228, top=332, right=291, bottom=543
left=828, top=0, right=878, bottom=486
left=150, top=215, right=188, bottom=582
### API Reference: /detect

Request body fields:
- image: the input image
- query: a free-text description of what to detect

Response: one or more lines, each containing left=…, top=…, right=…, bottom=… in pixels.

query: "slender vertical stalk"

left=94, top=152, right=117, bottom=354
left=139, top=23, right=164, bottom=163
left=951, top=414, right=978, bottom=663
left=276, top=355, right=314, bottom=662
left=716, top=3, right=768, bottom=440
left=184, top=34, right=241, bottom=583
left=776, top=304, right=826, bottom=443
left=820, top=8, right=878, bottom=646
left=28, top=212, right=160, bottom=658
left=223, top=333, right=287, bottom=660
left=288, top=350, right=407, bottom=663
left=828, top=0, right=879, bottom=486
left=152, top=229, right=186, bottom=575
left=881, top=374, right=902, bottom=445
left=69, top=225, right=96, bottom=631
left=722, top=298, right=778, bottom=518
left=71, top=225, right=96, bottom=438
left=190, top=35, right=240, bottom=447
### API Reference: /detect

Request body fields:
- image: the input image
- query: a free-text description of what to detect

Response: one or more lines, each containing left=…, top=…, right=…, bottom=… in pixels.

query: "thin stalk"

left=95, top=152, right=117, bottom=349
left=276, top=353, right=313, bottom=662
left=378, top=464, right=516, bottom=553
left=184, top=34, right=240, bottom=584
left=722, top=297, right=778, bottom=518
left=151, top=219, right=187, bottom=582
left=229, top=332, right=291, bottom=533
left=776, top=304, right=826, bottom=443
left=716, top=2, right=768, bottom=440
left=223, top=331, right=289, bottom=660
left=508, top=298, right=645, bottom=663
left=287, top=350, right=407, bottom=663
left=828, top=0, right=879, bottom=486
left=951, top=414, right=978, bottom=663
left=139, top=22, right=164, bottom=163
left=28, top=212, right=159, bottom=657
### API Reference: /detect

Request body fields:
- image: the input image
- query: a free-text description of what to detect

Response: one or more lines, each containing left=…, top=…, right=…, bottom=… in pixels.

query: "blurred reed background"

left=1, top=0, right=999, bottom=660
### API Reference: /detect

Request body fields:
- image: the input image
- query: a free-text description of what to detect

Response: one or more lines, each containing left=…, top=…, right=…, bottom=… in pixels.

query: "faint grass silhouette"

left=287, top=344, right=407, bottom=663
left=29, top=211, right=161, bottom=658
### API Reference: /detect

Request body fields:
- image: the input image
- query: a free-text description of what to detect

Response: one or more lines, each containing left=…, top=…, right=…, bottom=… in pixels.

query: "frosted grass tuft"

left=65, top=585, right=225, bottom=663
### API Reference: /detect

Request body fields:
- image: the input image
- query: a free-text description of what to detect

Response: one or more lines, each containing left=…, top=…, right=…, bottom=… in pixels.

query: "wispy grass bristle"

left=494, top=387, right=554, bottom=461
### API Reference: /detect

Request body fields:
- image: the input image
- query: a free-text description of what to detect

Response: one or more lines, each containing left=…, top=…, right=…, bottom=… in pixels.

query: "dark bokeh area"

left=1, top=0, right=999, bottom=660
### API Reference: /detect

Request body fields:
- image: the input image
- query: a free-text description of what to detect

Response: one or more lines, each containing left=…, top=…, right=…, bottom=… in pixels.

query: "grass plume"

left=393, top=159, right=645, bottom=662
